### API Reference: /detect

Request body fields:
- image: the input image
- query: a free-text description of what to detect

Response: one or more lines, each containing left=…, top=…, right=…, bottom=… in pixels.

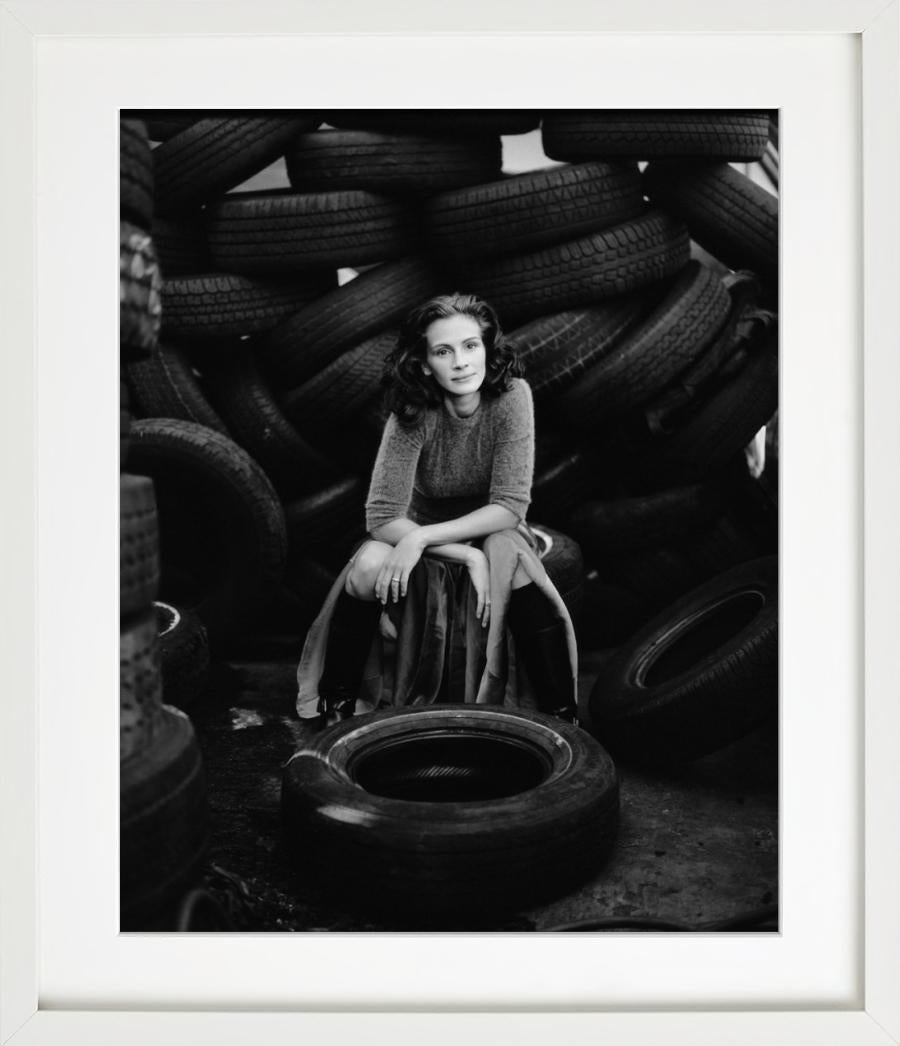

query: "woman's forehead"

left=424, top=312, right=483, bottom=346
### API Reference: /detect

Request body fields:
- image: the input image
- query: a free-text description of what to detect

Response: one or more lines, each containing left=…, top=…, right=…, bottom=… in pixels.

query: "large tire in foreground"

left=128, top=419, right=288, bottom=644
left=589, top=557, right=778, bottom=762
left=121, top=707, right=209, bottom=928
left=282, top=705, right=619, bottom=918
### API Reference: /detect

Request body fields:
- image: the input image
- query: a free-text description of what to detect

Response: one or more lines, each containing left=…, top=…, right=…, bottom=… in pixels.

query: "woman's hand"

left=374, top=531, right=425, bottom=605
left=466, top=548, right=491, bottom=628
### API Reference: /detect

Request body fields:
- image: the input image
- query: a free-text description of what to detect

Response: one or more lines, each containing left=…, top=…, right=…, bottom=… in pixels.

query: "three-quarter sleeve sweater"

left=365, top=377, right=535, bottom=532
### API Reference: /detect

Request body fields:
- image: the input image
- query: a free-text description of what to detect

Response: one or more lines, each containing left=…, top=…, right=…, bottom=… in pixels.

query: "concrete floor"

left=184, top=649, right=777, bottom=932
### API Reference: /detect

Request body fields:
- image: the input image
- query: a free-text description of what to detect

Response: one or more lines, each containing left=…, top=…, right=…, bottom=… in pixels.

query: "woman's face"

left=421, top=313, right=487, bottom=397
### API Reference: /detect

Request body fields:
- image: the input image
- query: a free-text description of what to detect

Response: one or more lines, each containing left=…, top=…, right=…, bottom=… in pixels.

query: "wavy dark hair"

left=382, top=292, right=522, bottom=426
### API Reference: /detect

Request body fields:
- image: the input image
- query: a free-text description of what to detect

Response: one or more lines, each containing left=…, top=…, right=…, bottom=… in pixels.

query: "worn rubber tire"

left=284, top=474, right=368, bottom=559
left=578, top=573, right=648, bottom=650
left=638, top=269, right=767, bottom=436
left=640, top=324, right=778, bottom=483
left=152, top=116, right=318, bottom=216
left=120, top=381, right=132, bottom=468
left=123, top=343, right=229, bottom=435
left=531, top=524, right=585, bottom=624
left=568, top=483, right=724, bottom=558
left=283, top=555, right=340, bottom=614
left=324, top=109, right=540, bottom=137
left=120, top=474, right=160, bottom=616
left=643, top=161, right=778, bottom=285
left=128, top=419, right=288, bottom=644
left=200, top=346, right=340, bottom=495
left=261, top=257, right=436, bottom=387
left=120, top=609, right=165, bottom=763
left=120, top=221, right=163, bottom=360
left=286, top=129, right=502, bottom=194
left=141, top=115, right=197, bottom=142
left=155, top=601, right=210, bottom=712
left=530, top=446, right=610, bottom=526
left=425, top=162, right=644, bottom=260
left=542, top=110, right=771, bottom=162
left=151, top=213, right=210, bottom=277
left=462, top=210, right=691, bottom=324
left=508, top=295, right=652, bottom=403
left=120, top=119, right=154, bottom=229
left=282, top=705, right=618, bottom=916
left=589, top=557, right=778, bottom=762
left=207, top=189, right=419, bottom=275
left=160, top=272, right=335, bottom=340
left=175, top=888, right=234, bottom=932
left=595, top=543, right=701, bottom=620
left=121, top=706, right=209, bottom=928
left=281, top=328, right=397, bottom=432
left=550, top=260, right=731, bottom=424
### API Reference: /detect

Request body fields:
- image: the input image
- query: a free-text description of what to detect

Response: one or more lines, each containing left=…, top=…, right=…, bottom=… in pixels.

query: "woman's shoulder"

left=493, top=377, right=534, bottom=417
left=385, top=407, right=433, bottom=442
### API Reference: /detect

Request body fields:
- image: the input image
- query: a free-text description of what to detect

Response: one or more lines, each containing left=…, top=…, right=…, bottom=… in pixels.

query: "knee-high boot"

left=316, top=589, right=381, bottom=728
left=507, top=582, right=578, bottom=725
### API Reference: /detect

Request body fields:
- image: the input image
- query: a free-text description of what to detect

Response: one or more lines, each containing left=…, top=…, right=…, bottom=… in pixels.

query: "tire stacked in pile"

left=525, top=111, right=779, bottom=762
left=123, top=109, right=778, bottom=764
left=120, top=119, right=210, bottom=929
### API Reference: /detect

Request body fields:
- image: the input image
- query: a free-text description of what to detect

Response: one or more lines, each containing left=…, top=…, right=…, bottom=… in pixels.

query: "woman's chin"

left=447, top=377, right=484, bottom=395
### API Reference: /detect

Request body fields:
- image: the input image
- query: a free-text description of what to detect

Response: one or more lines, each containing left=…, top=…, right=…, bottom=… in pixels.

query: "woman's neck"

left=443, top=390, right=481, bottom=419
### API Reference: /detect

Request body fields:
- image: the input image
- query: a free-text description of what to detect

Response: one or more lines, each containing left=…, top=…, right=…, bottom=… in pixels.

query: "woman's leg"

left=317, top=540, right=390, bottom=726
left=505, top=557, right=578, bottom=725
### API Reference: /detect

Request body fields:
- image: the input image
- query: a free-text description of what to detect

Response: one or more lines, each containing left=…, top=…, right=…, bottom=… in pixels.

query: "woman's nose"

left=452, top=351, right=465, bottom=368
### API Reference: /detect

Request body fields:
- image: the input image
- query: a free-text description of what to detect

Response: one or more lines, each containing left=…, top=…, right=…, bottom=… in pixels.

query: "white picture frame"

left=1, top=1, right=898, bottom=1043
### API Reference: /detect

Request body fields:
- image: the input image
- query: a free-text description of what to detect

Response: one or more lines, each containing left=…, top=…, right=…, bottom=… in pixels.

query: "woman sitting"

left=296, top=292, right=578, bottom=726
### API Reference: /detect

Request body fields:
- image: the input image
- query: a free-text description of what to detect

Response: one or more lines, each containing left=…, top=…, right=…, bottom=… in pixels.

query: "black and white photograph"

left=118, top=108, right=779, bottom=933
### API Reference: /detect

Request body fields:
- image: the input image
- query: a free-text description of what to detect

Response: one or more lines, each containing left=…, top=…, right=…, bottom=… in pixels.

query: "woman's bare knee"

left=482, top=528, right=520, bottom=558
left=345, top=540, right=391, bottom=599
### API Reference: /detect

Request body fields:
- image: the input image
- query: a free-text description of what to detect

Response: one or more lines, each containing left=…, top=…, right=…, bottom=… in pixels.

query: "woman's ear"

left=420, top=362, right=431, bottom=377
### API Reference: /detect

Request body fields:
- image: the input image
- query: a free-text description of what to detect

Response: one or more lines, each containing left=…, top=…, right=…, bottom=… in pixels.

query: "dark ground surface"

left=179, top=648, right=778, bottom=933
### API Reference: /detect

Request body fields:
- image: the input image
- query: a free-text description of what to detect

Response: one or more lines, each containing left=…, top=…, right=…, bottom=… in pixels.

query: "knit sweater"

left=365, top=377, right=535, bottom=532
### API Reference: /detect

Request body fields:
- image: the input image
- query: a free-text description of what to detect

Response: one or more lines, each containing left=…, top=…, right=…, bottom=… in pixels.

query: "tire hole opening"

left=639, top=589, right=765, bottom=688
left=349, top=732, right=552, bottom=802
left=154, top=601, right=180, bottom=637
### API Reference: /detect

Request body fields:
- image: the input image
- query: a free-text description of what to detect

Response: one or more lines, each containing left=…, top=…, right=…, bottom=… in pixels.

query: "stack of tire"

left=120, top=119, right=210, bottom=929
left=122, top=110, right=778, bottom=764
